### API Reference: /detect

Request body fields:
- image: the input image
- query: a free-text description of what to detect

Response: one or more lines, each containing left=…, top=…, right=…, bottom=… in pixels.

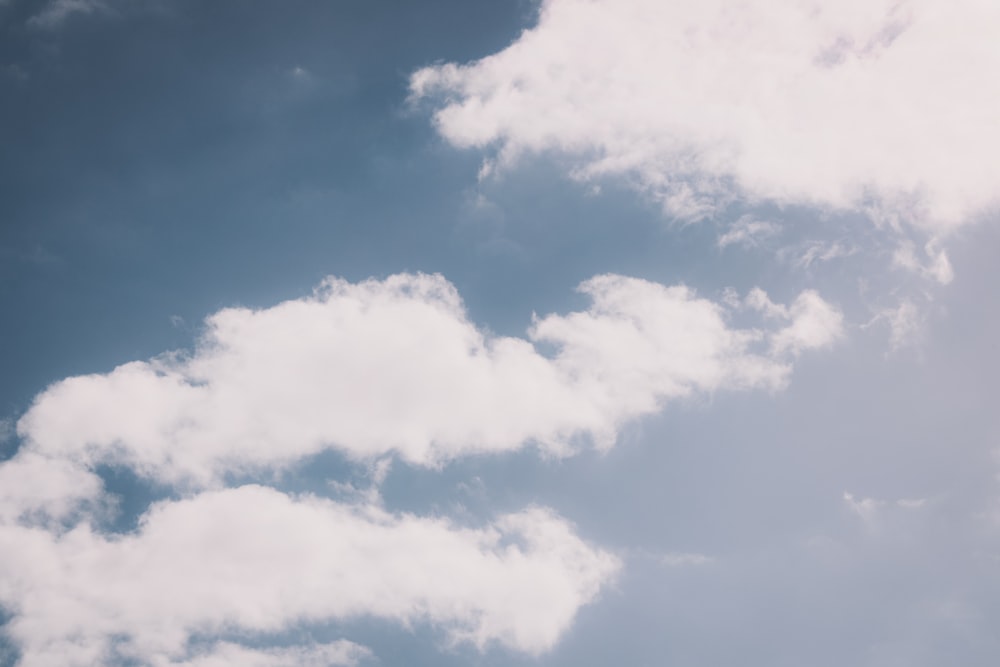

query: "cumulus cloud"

left=0, top=272, right=843, bottom=665
left=412, top=0, right=1000, bottom=232
left=16, top=273, right=842, bottom=485
left=0, top=485, right=617, bottom=664
left=0, top=452, right=103, bottom=524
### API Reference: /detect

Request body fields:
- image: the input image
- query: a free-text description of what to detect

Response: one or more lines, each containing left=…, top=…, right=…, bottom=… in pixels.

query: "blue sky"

left=1, top=1, right=999, bottom=666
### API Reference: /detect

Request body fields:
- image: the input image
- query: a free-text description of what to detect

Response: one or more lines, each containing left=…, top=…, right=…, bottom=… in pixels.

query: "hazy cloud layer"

left=412, top=0, right=1000, bottom=232
left=16, top=273, right=842, bottom=485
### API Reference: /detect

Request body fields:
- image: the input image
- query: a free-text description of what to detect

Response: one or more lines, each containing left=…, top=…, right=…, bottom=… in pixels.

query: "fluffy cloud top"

left=412, top=0, right=1000, bottom=230
left=0, top=485, right=617, bottom=665
left=16, top=273, right=841, bottom=485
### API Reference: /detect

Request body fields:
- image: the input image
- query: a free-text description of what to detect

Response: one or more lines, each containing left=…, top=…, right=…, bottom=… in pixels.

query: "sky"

left=1, top=0, right=999, bottom=665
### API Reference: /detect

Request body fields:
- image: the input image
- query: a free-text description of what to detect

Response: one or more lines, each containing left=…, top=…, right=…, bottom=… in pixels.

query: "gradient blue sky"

left=2, top=1, right=999, bottom=666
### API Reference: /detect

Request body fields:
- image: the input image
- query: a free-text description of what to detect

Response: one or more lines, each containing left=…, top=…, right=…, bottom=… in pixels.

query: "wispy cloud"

left=27, top=0, right=107, bottom=29
left=791, top=240, right=858, bottom=269
left=843, top=490, right=931, bottom=532
left=717, top=216, right=781, bottom=250
left=862, top=299, right=924, bottom=351
left=893, top=239, right=954, bottom=285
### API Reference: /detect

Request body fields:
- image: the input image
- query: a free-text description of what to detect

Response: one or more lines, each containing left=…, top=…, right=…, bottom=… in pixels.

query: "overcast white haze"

left=1, top=0, right=999, bottom=665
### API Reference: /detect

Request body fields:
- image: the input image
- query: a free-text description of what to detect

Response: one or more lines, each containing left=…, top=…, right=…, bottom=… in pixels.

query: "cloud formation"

left=412, top=0, right=1000, bottom=232
left=717, top=216, right=781, bottom=250
left=16, top=273, right=842, bottom=485
left=0, top=485, right=617, bottom=664
left=0, top=272, right=842, bottom=665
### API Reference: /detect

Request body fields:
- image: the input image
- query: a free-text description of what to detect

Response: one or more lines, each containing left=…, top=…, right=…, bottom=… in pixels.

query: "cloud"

left=744, top=287, right=844, bottom=355
left=0, top=272, right=843, bottom=665
left=843, top=490, right=883, bottom=526
left=717, top=216, right=781, bottom=250
left=0, top=486, right=618, bottom=664
left=16, top=273, right=842, bottom=485
left=864, top=299, right=924, bottom=351
left=27, top=0, right=107, bottom=29
left=412, top=0, right=1000, bottom=232
left=767, top=291, right=845, bottom=356
left=789, top=240, right=857, bottom=269
left=0, top=452, right=104, bottom=524
left=162, top=641, right=370, bottom=667
left=843, top=490, right=930, bottom=532
left=893, top=239, right=955, bottom=285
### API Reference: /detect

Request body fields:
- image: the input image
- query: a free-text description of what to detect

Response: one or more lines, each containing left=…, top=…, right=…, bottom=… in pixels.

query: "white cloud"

left=717, top=216, right=780, bottom=249
left=843, top=490, right=930, bottom=533
left=866, top=299, right=924, bottom=351
left=767, top=290, right=845, bottom=356
left=0, top=486, right=619, bottom=664
left=161, top=641, right=370, bottom=667
left=744, top=286, right=844, bottom=355
left=16, top=273, right=842, bottom=485
left=789, top=240, right=857, bottom=269
left=893, top=239, right=955, bottom=285
left=0, top=273, right=844, bottom=664
left=0, top=452, right=103, bottom=524
left=412, top=0, right=1000, bottom=232
left=744, top=287, right=790, bottom=319
left=843, top=490, right=884, bottom=526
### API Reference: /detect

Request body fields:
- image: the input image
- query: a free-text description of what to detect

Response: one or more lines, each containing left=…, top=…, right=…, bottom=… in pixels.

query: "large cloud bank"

left=0, top=273, right=840, bottom=665
left=412, top=0, right=1000, bottom=231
